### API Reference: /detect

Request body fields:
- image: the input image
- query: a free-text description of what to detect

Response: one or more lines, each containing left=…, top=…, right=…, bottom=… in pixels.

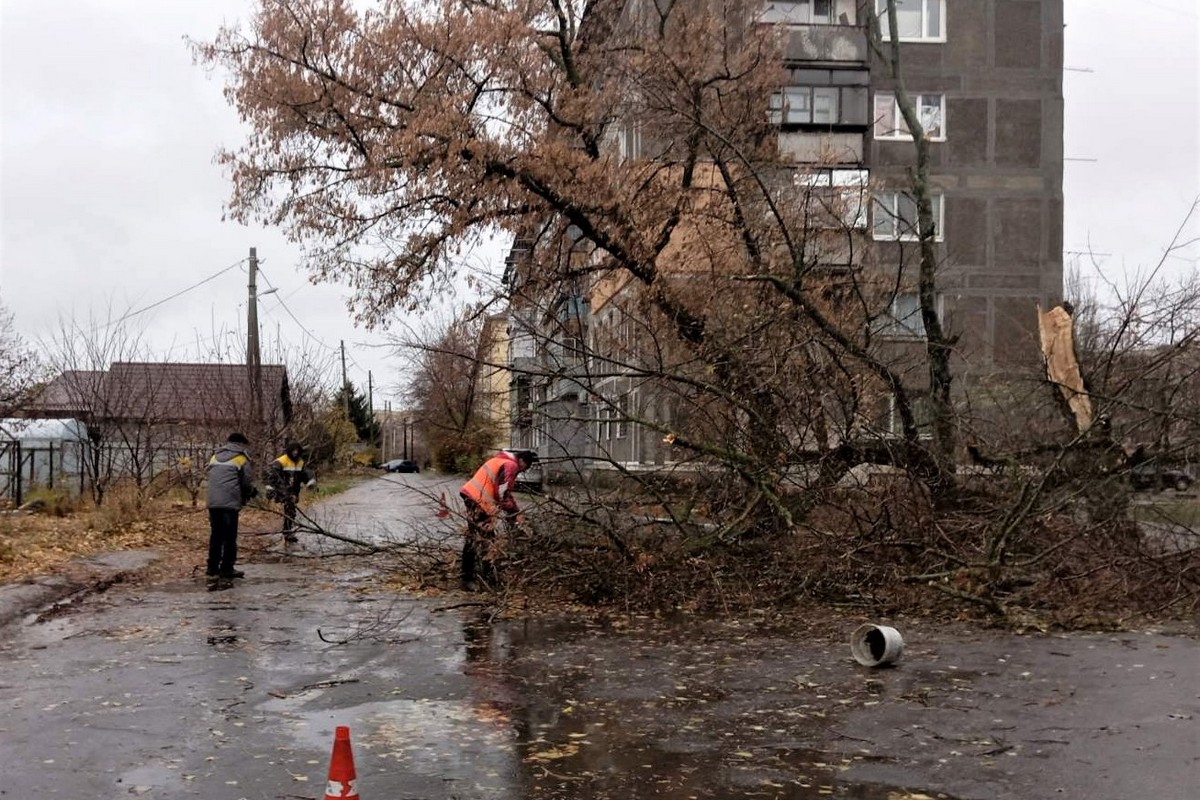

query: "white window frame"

left=606, top=121, right=642, bottom=161
left=619, top=123, right=641, bottom=161
left=795, top=169, right=870, bottom=230
left=886, top=393, right=935, bottom=438
left=878, top=292, right=943, bottom=340
left=558, top=335, right=584, bottom=367
left=768, top=85, right=842, bottom=126
left=873, top=93, right=946, bottom=141
left=759, top=0, right=835, bottom=25
left=594, top=405, right=610, bottom=443
left=872, top=190, right=944, bottom=242
left=616, top=395, right=629, bottom=440
left=874, top=0, right=945, bottom=43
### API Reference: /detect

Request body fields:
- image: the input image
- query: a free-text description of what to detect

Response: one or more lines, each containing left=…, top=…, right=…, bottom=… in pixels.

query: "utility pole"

left=247, top=247, right=263, bottom=428
left=387, top=402, right=395, bottom=461
left=340, top=340, right=350, bottom=421
left=367, top=370, right=376, bottom=447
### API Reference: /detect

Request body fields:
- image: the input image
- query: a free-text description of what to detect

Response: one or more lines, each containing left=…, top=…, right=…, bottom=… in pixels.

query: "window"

left=875, top=0, right=944, bottom=42
left=556, top=293, right=588, bottom=322
left=616, top=395, right=629, bottom=439
left=796, top=169, right=870, bottom=230
left=607, top=121, right=641, bottom=161
left=872, top=190, right=944, bottom=241
left=885, top=392, right=935, bottom=437
left=619, top=123, right=641, bottom=160
left=877, top=292, right=939, bottom=339
left=770, top=68, right=869, bottom=128
left=599, top=405, right=615, bottom=442
left=617, top=314, right=634, bottom=357
left=514, top=379, right=533, bottom=426
left=759, top=0, right=834, bottom=25
left=558, top=336, right=584, bottom=367
left=873, top=93, right=945, bottom=141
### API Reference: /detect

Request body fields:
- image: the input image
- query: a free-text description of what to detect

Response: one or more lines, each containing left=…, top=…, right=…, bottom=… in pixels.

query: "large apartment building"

left=504, top=0, right=1064, bottom=478
left=767, top=0, right=1062, bottom=362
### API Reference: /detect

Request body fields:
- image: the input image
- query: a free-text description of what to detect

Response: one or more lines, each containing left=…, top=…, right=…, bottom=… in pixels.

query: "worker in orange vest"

left=457, top=449, right=538, bottom=590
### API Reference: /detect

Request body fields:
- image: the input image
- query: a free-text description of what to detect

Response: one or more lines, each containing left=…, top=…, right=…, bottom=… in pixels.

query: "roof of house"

left=26, top=362, right=289, bottom=425
left=26, top=370, right=106, bottom=417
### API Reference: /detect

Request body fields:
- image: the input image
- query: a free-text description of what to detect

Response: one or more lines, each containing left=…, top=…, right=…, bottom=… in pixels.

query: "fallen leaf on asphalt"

left=526, top=743, right=580, bottom=761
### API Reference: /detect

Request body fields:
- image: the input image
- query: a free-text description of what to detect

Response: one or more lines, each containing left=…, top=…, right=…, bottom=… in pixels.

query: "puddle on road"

left=206, top=621, right=243, bottom=648
left=270, top=611, right=958, bottom=799
left=117, top=761, right=189, bottom=797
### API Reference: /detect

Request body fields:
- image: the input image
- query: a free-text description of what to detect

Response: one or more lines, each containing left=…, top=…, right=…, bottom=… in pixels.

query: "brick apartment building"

left=504, top=0, right=1064, bottom=476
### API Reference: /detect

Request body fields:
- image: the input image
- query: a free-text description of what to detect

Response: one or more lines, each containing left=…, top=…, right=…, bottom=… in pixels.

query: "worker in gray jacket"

left=206, top=432, right=257, bottom=587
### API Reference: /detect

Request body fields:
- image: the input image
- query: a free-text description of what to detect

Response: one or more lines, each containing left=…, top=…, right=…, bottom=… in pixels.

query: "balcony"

left=756, top=1, right=867, bottom=63
left=783, top=24, right=868, bottom=64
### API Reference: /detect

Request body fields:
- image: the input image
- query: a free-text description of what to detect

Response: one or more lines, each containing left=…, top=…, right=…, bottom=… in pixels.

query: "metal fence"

left=0, top=440, right=90, bottom=506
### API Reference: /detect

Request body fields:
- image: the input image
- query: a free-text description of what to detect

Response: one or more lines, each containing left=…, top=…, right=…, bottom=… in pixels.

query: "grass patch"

left=311, top=472, right=366, bottom=500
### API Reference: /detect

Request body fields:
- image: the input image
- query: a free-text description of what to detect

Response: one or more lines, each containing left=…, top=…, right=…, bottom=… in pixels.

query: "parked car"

left=380, top=459, right=420, bottom=474
left=1130, top=461, right=1193, bottom=493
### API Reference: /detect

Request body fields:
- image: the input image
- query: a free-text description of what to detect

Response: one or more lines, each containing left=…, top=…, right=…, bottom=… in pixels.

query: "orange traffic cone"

left=436, top=492, right=450, bottom=519
left=324, top=725, right=360, bottom=800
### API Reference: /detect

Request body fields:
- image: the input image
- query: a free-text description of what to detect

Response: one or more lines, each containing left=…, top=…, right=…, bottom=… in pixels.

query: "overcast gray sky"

left=1, top=0, right=1198, bottom=407
left=1062, top=0, right=1199, bottom=289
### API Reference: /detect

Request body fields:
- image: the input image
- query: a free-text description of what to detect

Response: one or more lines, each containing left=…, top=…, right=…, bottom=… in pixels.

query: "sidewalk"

left=0, top=548, right=160, bottom=629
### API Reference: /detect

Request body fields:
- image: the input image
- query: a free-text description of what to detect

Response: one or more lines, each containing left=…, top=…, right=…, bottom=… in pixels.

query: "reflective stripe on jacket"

left=459, top=452, right=520, bottom=516
left=271, top=453, right=311, bottom=495
left=206, top=443, right=254, bottom=510
left=273, top=454, right=306, bottom=473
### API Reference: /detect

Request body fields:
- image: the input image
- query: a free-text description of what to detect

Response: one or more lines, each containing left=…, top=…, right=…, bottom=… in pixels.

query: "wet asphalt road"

left=1, top=474, right=1198, bottom=799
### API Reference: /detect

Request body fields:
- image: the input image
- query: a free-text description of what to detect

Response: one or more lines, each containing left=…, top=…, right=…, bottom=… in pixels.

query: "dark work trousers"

left=460, top=494, right=497, bottom=586
left=207, top=508, right=240, bottom=576
left=281, top=495, right=298, bottom=538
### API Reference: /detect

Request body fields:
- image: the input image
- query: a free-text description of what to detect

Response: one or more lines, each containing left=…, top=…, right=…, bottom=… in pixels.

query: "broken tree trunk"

left=1037, top=304, right=1093, bottom=433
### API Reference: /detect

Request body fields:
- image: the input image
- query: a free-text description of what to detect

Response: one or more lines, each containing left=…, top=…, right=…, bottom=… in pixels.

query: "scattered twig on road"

left=290, top=505, right=382, bottom=551
left=268, top=678, right=362, bottom=699
left=317, top=599, right=420, bottom=645
left=431, top=601, right=492, bottom=613
left=824, top=726, right=875, bottom=744
left=979, top=744, right=1015, bottom=756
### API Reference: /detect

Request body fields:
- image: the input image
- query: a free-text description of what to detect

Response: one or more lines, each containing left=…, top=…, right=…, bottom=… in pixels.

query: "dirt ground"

left=0, top=497, right=287, bottom=586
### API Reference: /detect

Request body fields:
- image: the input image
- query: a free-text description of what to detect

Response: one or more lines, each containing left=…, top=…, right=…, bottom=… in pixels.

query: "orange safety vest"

left=460, top=452, right=518, bottom=515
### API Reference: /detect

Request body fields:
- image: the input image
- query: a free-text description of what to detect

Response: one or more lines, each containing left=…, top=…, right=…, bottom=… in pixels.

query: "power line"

left=255, top=264, right=393, bottom=390
left=100, top=258, right=247, bottom=331
left=254, top=265, right=339, bottom=352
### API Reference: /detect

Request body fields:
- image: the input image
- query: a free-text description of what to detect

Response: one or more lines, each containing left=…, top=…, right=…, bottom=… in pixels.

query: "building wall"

left=480, top=315, right=512, bottom=450
left=868, top=0, right=1064, bottom=369
left=507, top=1, right=1065, bottom=473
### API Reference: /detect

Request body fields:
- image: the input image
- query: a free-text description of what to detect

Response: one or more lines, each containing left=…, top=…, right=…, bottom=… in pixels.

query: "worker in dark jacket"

left=267, top=441, right=315, bottom=543
left=458, top=449, right=537, bottom=590
left=206, top=432, right=257, bottom=588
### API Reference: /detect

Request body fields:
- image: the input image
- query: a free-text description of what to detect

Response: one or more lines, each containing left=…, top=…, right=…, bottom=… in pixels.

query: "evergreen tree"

left=334, top=383, right=380, bottom=443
